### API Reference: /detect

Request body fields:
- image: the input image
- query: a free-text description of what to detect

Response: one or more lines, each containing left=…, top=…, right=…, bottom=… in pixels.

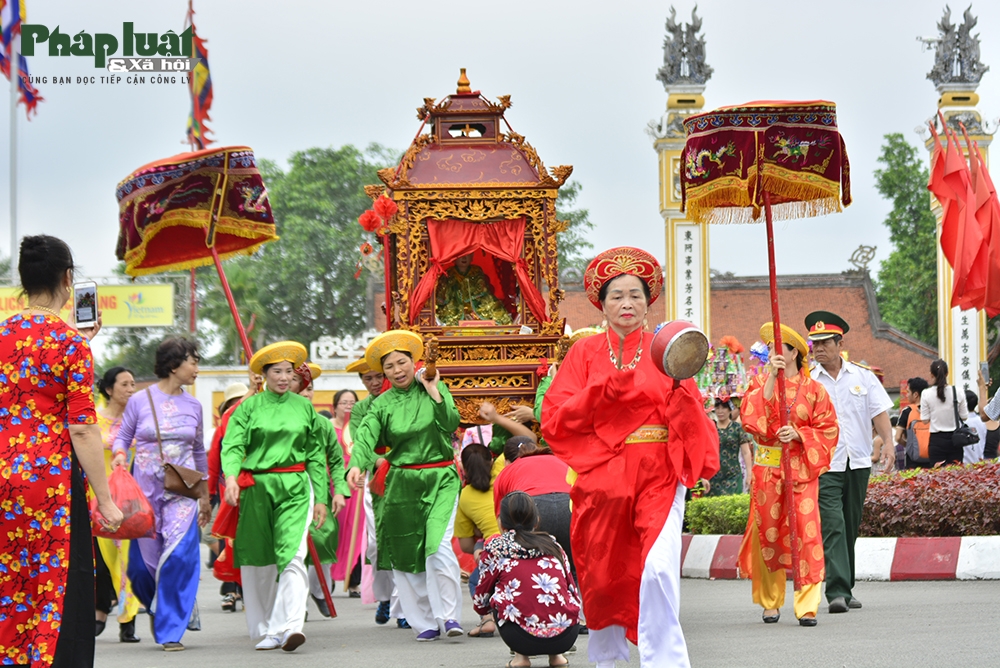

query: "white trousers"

left=241, top=494, right=313, bottom=640
left=241, top=539, right=310, bottom=640
left=365, top=477, right=402, bottom=617
left=307, top=563, right=332, bottom=600
left=392, top=500, right=462, bottom=635
left=587, top=483, right=689, bottom=668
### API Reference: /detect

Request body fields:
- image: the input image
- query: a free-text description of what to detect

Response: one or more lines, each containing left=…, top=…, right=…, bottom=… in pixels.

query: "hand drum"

left=650, top=321, right=710, bottom=380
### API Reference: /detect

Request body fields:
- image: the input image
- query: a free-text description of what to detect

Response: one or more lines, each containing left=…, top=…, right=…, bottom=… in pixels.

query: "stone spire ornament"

left=656, top=5, right=713, bottom=89
left=926, top=5, right=990, bottom=90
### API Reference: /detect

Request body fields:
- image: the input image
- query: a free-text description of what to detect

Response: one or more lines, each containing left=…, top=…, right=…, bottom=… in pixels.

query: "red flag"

left=973, top=142, right=1000, bottom=317
left=941, top=126, right=986, bottom=309
left=928, top=122, right=955, bottom=265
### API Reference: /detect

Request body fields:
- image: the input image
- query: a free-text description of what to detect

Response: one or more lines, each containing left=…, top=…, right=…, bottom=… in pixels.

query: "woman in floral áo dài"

left=737, top=323, right=839, bottom=626
left=0, top=234, right=123, bottom=667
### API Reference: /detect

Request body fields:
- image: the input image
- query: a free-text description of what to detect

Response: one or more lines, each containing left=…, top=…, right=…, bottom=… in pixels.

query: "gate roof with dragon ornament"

left=367, top=70, right=574, bottom=424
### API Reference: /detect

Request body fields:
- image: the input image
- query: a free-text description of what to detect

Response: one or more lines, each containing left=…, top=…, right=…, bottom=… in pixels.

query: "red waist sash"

left=215, top=463, right=308, bottom=540
left=236, top=462, right=307, bottom=489
left=370, top=459, right=454, bottom=496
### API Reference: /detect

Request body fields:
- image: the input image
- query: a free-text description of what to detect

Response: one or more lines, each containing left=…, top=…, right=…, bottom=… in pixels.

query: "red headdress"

left=294, top=363, right=313, bottom=393
left=583, top=247, right=663, bottom=309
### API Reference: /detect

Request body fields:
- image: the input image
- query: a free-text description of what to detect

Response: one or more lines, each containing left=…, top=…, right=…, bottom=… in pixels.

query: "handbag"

left=951, top=386, right=980, bottom=448
left=146, top=388, right=207, bottom=500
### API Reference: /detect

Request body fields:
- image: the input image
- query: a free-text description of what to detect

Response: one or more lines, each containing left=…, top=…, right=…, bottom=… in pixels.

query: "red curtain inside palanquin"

left=408, top=217, right=549, bottom=325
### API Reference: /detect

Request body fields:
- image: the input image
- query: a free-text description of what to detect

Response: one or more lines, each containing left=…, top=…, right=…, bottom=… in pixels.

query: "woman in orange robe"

left=542, top=247, right=719, bottom=668
left=738, top=322, right=838, bottom=626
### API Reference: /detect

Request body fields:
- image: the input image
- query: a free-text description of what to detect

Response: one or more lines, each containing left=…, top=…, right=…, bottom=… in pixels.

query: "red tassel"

left=536, top=357, right=549, bottom=377
left=369, top=459, right=390, bottom=497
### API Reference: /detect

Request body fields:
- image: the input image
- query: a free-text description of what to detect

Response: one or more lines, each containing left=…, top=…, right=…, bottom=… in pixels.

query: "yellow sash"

left=754, top=444, right=782, bottom=468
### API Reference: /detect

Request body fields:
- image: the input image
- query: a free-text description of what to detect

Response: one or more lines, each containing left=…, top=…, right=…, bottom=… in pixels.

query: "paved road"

left=96, top=559, right=1000, bottom=667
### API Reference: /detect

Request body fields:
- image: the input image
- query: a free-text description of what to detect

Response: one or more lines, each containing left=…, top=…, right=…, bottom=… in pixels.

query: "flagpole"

left=9, top=32, right=18, bottom=283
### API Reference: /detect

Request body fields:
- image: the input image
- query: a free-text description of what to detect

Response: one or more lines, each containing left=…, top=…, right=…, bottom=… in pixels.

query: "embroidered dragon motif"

left=684, top=141, right=736, bottom=179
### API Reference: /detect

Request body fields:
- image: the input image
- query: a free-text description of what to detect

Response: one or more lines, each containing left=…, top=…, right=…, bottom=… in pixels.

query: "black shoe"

left=349, top=589, right=361, bottom=599
left=762, top=610, right=780, bottom=624
left=828, top=597, right=849, bottom=613
left=397, top=618, right=410, bottom=629
left=311, top=594, right=332, bottom=618
left=799, top=615, right=817, bottom=627
left=578, top=623, right=588, bottom=635
left=119, top=620, right=140, bottom=643
left=375, top=601, right=390, bottom=625
left=848, top=597, right=862, bottom=609
left=95, top=619, right=106, bottom=637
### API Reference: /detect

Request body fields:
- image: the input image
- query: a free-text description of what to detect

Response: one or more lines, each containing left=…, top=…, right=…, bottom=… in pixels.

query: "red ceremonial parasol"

left=680, top=100, right=852, bottom=590
left=115, top=145, right=338, bottom=616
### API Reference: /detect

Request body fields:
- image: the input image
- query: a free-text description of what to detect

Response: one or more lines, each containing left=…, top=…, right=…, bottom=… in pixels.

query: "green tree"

left=0, top=254, right=9, bottom=281
left=555, top=180, right=595, bottom=274
left=873, top=133, right=938, bottom=347
left=198, top=144, right=399, bottom=363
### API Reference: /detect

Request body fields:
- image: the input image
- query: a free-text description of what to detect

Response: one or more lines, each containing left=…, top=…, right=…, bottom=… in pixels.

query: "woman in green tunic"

left=347, top=330, right=464, bottom=642
left=221, top=342, right=331, bottom=652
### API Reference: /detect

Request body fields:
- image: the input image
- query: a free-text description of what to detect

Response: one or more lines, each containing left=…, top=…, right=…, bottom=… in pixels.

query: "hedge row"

left=684, top=462, right=1000, bottom=537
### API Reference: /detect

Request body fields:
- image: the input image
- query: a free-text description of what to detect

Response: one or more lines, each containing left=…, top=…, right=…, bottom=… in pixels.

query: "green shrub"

left=861, top=461, right=1000, bottom=537
left=685, top=494, right=750, bottom=535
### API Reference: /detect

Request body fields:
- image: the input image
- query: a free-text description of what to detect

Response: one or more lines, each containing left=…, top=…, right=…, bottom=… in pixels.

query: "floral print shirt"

left=473, top=530, right=581, bottom=638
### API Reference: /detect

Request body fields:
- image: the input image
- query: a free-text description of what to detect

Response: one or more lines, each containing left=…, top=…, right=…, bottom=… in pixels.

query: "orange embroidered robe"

left=542, top=328, right=719, bottom=643
left=737, top=373, right=838, bottom=585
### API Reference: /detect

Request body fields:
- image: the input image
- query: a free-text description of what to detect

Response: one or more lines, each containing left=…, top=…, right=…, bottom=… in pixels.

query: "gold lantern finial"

left=457, top=68, right=471, bottom=94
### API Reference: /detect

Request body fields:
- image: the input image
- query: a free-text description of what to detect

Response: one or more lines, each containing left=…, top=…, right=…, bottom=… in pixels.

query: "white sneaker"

left=281, top=630, right=306, bottom=652
left=255, top=635, right=281, bottom=650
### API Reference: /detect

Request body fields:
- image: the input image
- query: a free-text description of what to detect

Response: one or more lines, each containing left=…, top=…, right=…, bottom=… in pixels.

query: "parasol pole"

left=762, top=191, right=801, bottom=591
left=208, top=244, right=338, bottom=613
left=342, top=489, right=363, bottom=592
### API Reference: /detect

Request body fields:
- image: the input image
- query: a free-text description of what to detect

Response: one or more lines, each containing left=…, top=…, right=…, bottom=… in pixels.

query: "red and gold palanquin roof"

left=378, top=79, right=572, bottom=191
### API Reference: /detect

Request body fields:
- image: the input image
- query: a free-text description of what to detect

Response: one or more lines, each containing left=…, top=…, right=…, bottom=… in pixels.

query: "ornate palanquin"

left=369, top=71, right=573, bottom=424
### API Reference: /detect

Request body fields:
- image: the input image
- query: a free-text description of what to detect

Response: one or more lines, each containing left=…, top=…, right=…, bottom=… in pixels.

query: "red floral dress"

left=0, top=314, right=96, bottom=666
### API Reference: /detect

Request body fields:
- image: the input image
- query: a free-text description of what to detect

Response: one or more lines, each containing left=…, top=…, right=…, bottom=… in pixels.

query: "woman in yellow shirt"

left=455, top=443, right=501, bottom=637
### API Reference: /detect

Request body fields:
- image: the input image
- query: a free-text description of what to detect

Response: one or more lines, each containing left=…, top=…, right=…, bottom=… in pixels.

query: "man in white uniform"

left=806, top=311, right=894, bottom=614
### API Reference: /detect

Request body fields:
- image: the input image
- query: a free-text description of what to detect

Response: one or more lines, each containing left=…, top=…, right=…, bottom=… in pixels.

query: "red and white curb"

left=680, top=535, right=1000, bottom=581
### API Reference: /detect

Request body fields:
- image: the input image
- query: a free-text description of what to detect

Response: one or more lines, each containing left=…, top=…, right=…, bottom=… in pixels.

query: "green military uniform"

left=351, top=381, right=461, bottom=574
left=221, top=389, right=331, bottom=572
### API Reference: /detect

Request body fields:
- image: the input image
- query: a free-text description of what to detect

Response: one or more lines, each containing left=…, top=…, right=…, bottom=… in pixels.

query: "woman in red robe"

left=541, top=247, right=719, bottom=668
left=737, top=323, right=838, bottom=626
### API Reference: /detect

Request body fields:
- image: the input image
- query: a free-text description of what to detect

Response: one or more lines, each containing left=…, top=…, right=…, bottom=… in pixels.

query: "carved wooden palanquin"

left=370, top=76, right=572, bottom=423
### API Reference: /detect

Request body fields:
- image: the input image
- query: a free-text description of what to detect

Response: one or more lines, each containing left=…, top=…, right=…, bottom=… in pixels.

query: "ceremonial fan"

left=680, top=101, right=852, bottom=589
left=115, top=146, right=338, bottom=616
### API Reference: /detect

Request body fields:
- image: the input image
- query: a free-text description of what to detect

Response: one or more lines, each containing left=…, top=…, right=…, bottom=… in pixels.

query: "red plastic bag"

left=213, top=540, right=242, bottom=584
left=91, top=468, right=156, bottom=540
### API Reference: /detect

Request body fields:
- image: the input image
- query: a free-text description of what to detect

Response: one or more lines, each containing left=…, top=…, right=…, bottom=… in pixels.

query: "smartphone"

left=73, top=281, right=98, bottom=329
left=981, top=361, right=990, bottom=385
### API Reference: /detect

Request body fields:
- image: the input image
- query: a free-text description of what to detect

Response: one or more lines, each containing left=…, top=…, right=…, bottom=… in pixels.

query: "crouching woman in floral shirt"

left=474, top=491, right=581, bottom=668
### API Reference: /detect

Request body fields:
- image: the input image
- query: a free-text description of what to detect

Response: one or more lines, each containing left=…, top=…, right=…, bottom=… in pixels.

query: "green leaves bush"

left=685, top=494, right=750, bottom=535
left=861, top=461, right=1000, bottom=537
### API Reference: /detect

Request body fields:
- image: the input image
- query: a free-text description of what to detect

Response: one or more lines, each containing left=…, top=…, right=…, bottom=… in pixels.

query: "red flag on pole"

left=972, top=142, right=1000, bottom=317
left=927, top=123, right=955, bottom=265
left=941, top=126, right=986, bottom=310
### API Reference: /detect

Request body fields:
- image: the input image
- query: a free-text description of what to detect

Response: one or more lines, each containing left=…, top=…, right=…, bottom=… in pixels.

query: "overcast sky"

left=1, top=0, right=998, bottom=285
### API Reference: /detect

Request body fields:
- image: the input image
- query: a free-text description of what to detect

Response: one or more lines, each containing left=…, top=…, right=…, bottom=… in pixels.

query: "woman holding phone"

left=0, top=234, right=122, bottom=667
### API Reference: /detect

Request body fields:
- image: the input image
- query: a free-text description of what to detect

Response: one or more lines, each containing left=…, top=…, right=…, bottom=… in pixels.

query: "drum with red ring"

left=650, top=320, right=710, bottom=379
